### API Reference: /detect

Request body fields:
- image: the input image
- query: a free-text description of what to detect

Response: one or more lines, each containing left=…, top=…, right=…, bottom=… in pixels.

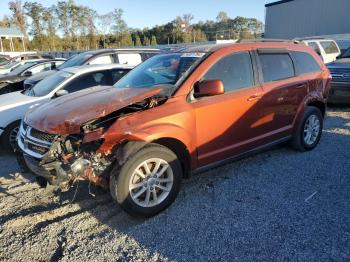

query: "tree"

left=8, top=0, right=27, bottom=37
left=24, top=2, right=44, bottom=38
left=0, top=16, right=11, bottom=27
left=134, top=34, right=142, bottom=46
left=150, top=35, right=157, bottom=45
left=112, top=8, right=127, bottom=34
left=120, top=32, right=132, bottom=47
left=216, top=11, right=229, bottom=23
left=98, top=12, right=114, bottom=48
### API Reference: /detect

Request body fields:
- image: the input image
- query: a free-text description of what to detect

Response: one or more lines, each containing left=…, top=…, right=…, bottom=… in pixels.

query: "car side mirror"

left=55, top=89, right=69, bottom=97
left=194, top=80, right=224, bottom=98
left=23, top=71, right=32, bottom=77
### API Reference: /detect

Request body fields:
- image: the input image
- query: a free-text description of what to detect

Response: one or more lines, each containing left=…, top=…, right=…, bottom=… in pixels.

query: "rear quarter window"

left=320, top=41, right=339, bottom=54
left=292, top=51, right=321, bottom=75
left=258, top=53, right=294, bottom=82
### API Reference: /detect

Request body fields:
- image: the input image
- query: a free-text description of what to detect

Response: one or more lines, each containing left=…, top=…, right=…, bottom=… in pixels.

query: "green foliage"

left=151, top=35, right=157, bottom=46
left=134, top=34, right=142, bottom=46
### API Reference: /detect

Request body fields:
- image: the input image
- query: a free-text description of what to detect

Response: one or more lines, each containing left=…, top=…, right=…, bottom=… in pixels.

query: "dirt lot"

left=0, top=107, right=349, bottom=262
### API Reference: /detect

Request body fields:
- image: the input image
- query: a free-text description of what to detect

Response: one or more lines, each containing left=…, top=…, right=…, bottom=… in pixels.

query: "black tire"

left=110, top=144, right=182, bottom=217
left=1, top=121, right=21, bottom=152
left=291, top=106, right=323, bottom=152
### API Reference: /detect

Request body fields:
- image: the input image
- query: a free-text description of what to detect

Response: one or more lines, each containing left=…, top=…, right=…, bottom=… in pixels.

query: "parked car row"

left=0, top=59, right=66, bottom=94
left=7, top=40, right=331, bottom=217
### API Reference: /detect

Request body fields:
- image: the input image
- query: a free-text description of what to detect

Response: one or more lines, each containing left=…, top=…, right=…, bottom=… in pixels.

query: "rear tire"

left=110, top=144, right=182, bottom=217
left=1, top=121, right=20, bottom=152
left=291, top=106, right=323, bottom=151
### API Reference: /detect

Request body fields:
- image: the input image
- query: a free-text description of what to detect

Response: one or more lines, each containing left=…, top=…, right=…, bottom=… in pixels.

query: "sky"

left=0, top=0, right=271, bottom=28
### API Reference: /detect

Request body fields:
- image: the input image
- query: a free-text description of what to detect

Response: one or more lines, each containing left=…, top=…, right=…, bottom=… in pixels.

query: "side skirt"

left=193, top=136, right=292, bottom=175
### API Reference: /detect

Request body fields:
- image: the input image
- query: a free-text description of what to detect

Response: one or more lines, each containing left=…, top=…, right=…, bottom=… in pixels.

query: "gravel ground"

left=0, top=107, right=349, bottom=262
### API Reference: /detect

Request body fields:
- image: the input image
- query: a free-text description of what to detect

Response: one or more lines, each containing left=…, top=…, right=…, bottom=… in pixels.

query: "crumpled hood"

left=25, top=86, right=162, bottom=134
left=327, top=58, right=350, bottom=69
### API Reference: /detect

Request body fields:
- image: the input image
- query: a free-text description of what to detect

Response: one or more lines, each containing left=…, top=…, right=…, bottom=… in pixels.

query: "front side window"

left=259, top=53, right=294, bottom=82
left=292, top=51, right=321, bottom=75
left=320, top=41, right=339, bottom=54
left=202, top=52, right=254, bottom=92
left=28, top=63, right=51, bottom=75
left=88, top=55, right=113, bottom=65
left=114, top=53, right=204, bottom=89
left=63, top=71, right=110, bottom=93
left=308, top=42, right=321, bottom=55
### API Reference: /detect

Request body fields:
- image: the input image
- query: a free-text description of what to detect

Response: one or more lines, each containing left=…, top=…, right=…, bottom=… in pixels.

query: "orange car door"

left=191, top=51, right=265, bottom=167
left=255, top=50, right=308, bottom=140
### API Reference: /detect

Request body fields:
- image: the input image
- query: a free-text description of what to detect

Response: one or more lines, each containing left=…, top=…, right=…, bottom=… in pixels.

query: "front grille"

left=18, top=122, right=56, bottom=158
left=30, top=128, right=56, bottom=143
left=330, top=68, right=350, bottom=82
left=28, top=143, right=48, bottom=155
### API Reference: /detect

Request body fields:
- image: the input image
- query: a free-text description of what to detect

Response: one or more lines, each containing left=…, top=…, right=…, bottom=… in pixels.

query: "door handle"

left=247, top=95, right=262, bottom=102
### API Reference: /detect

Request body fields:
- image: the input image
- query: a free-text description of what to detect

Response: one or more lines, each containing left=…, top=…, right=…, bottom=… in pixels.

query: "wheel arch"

left=114, top=138, right=192, bottom=179
left=306, top=100, right=326, bottom=117
left=152, top=137, right=192, bottom=179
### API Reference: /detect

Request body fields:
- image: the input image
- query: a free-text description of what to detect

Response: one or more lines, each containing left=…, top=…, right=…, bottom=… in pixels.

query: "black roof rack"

left=238, top=38, right=300, bottom=44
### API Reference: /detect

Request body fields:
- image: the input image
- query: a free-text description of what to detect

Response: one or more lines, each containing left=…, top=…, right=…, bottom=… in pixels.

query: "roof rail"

left=294, top=37, right=327, bottom=41
left=238, top=38, right=300, bottom=44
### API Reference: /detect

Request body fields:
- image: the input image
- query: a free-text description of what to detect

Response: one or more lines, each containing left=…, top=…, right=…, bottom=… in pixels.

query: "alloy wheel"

left=303, top=114, right=320, bottom=145
left=9, top=126, right=20, bottom=150
left=129, top=158, right=174, bottom=208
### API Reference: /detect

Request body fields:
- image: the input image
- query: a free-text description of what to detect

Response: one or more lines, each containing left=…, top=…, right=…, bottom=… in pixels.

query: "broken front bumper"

left=17, top=121, right=111, bottom=189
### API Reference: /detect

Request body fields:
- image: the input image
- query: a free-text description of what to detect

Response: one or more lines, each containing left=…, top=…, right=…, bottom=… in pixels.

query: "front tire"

left=1, top=121, right=20, bottom=152
left=110, top=144, right=182, bottom=217
left=291, top=106, right=323, bottom=151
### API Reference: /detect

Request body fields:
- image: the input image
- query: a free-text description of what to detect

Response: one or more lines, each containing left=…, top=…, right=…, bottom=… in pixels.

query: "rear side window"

left=202, top=52, right=254, bottom=92
left=292, top=51, right=321, bottom=75
left=88, top=55, right=113, bottom=65
left=319, top=41, right=339, bottom=54
left=118, top=53, right=142, bottom=66
left=258, top=53, right=294, bottom=82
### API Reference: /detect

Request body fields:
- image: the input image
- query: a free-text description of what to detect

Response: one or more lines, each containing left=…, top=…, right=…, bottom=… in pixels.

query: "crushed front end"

left=17, top=120, right=115, bottom=190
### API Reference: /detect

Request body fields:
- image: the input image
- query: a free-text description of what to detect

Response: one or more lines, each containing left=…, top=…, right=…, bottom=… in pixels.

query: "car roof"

left=78, top=48, right=160, bottom=56
left=62, top=64, right=135, bottom=74
left=166, top=41, right=309, bottom=54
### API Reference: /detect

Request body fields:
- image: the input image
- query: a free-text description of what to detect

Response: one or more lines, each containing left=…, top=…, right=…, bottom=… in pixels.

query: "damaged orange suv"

left=18, top=41, right=331, bottom=217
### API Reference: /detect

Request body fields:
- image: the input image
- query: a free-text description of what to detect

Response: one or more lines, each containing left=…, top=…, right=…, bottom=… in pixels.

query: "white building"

left=264, top=0, right=350, bottom=39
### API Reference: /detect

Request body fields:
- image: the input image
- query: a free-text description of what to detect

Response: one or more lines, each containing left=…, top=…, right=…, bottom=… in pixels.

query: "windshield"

left=8, top=62, right=36, bottom=75
left=29, top=71, right=73, bottom=97
left=341, top=48, right=350, bottom=58
left=114, top=53, right=204, bottom=89
left=58, top=53, right=93, bottom=70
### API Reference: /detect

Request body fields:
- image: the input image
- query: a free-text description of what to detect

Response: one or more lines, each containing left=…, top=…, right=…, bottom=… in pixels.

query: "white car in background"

left=0, top=63, right=134, bottom=150
left=302, top=39, right=341, bottom=64
left=0, top=59, right=47, bottom=75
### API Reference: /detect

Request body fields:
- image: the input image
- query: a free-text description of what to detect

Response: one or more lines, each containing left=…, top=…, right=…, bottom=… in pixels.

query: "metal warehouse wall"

left=265, top=0, right=350, bottom=39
